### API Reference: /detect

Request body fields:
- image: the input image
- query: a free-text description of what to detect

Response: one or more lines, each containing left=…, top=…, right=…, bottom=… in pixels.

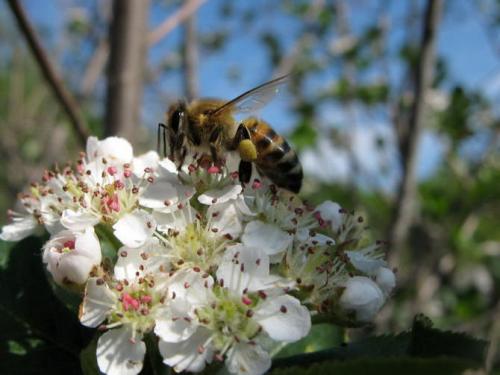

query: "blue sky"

left=13, top=0, right=500, bottom=190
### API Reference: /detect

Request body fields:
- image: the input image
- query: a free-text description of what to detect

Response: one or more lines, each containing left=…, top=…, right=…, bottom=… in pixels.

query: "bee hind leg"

left=232, top=123, right=255, bottom=185
left=239, top=160, right=252, bottom=184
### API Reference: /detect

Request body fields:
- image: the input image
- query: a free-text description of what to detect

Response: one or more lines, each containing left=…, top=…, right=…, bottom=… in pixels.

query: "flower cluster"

left=1, top=136, right=396, bottom=375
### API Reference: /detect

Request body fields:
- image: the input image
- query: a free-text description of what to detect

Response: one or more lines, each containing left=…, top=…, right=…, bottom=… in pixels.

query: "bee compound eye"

left=170, top=110, right=183, bottom=133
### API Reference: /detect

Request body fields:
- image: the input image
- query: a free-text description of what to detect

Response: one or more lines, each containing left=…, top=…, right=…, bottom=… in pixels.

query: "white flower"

left=0, top=196, right=41, bottom=241
left=154, top=204, right=235, bottom=272
left=339, top=276, right=385, bottom=323
left=242, top=189, right=319, bottom=255
left=79, top=246, right=169, bottom=375
left=155, top=245, right=311, bottom=375
left=42, top=227, right=101, bottom=286
left=0, top=214, right=37, bottom=241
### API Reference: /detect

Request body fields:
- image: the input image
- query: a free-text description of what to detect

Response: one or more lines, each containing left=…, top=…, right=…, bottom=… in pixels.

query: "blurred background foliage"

left=0, top=0, right=499, bottom=373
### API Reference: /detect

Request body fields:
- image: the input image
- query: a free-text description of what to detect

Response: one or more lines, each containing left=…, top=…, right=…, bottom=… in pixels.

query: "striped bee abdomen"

left=244, top=118, right=303, bottom=193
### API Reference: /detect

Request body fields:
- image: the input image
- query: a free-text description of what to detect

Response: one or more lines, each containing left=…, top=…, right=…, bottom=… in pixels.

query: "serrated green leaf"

left=272, top=315, right=488, bottom=371
left=270, top=357, right=482, bottom=375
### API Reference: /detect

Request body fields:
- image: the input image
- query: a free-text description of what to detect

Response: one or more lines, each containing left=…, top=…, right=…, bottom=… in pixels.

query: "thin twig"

left=147, top=0, right=208, bottom=46
left=80, top=39, right=109, bottom=97
left=7, top=0, right=90, bottom=146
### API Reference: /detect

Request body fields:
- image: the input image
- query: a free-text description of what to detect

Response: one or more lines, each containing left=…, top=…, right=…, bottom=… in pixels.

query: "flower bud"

left=338, top=276, right=385, bottom=323
left=42, top=227, right=102, bottom=286
left=375, top=267, right=396, bottom=296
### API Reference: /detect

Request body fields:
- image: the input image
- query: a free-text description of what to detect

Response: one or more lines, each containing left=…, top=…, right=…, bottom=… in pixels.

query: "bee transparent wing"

left=212, top=75, right=288, bottom=116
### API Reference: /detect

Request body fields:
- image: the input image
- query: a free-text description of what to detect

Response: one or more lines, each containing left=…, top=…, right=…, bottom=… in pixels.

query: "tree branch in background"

left=148, top=0, right=208, bottom=46
left=105, top=0, right=150, bottom=138
left=183, top=13, right=199, bottom=101
left=388, top=0, right=443, bottom=262
left=7, top=0, right=90, bottom=146
left=80, top=39, right=109, bottom=97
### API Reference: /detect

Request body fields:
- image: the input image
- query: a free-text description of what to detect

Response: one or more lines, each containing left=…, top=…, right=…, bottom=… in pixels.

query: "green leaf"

left=271, top=315, right=487, bottom=372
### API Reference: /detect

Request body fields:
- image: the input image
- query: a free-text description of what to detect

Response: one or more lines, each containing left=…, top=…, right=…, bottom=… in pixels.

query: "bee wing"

left=212, top=75, right=288, bottom=116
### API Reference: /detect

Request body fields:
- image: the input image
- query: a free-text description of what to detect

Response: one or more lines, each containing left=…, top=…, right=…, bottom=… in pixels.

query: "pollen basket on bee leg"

left=238, top=140, right=258, bottom=161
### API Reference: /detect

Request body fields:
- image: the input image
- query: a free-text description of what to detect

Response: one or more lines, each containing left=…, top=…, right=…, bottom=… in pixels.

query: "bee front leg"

left=175, top=132, right=187, bottom=167
left=157, top=123, right=168, bottom=158
left=209, top=127, right=224, bottom=166
left=233, top=123, right=256, bottom=184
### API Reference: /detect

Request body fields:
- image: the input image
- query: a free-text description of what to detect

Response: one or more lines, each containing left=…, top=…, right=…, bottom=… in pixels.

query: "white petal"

left=198, top=184, right=242, bottom=205
left=158, top=327, right=213, bottom=373
left=114, top=239, right=163, bottom=282
left=61, top=209, right=99, bottom=231
left=113, top=211, right=156, bottom=248
left=158, top=158, right=179, bottom=176
left=241, top=221, right=293, bottom=256
left=139, top=178, right=192, bottom=212
left=132, top=151, right=160, bottom=176
left=167, top=269, right=215, bottom=307
left=75, top=227, right=102, bottom=263
left=96, top=327, right=145, bottom=375
left=226, top=343, right=271, bottom=375
left=89, top=137, right=134, bottom=165
left=153, top=206, right=193, bottom=232
left=216, top=245, right=271, bottom=294
left=86, top=136, right=99, bottom=160
left=0, top=216, right=37, bottom=241
left=207, top=202, right=243, bottom=237
left=345, top=251, right=386, bottom=275
left=154, top=299, right=197, bottom=342
left=140, top=181, right=177, bottom=208
left=254, top=295, right=311, bottom=342
left=296, top=228, right=335, bottom=246
left=79, top=278, right=116, bottom=327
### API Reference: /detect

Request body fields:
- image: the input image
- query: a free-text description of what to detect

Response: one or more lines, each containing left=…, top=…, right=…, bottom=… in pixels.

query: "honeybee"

left=160, top=75, right=303, bottom=193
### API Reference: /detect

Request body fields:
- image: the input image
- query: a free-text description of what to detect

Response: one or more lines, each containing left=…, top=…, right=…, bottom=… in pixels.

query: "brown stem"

left=388, top=0, right=443, bottom=263
left=7, top=0, right=90, bottom=146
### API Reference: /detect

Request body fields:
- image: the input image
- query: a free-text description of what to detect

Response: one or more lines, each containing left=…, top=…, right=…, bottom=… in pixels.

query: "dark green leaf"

left=0, top=236, right=93, bottom=375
